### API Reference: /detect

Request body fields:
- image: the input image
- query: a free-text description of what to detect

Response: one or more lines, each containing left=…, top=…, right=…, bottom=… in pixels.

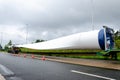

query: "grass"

left=20, top=47, right=101, bottom=53
left=3, top=47, right=120, bottom=60
left=19, top=48, right=109, bottom=60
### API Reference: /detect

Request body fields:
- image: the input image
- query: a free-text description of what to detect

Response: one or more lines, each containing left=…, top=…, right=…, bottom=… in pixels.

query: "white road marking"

left=0, top=64, right=23, bottom=80
left=0, top=74, right=6, bottom=80
left=0, top=64, right=14, bottom=75
left=71, top=70, right=116, bottom=80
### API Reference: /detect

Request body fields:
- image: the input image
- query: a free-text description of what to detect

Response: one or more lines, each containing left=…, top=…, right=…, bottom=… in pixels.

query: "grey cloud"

left=0, top=0, right=120, bottom=46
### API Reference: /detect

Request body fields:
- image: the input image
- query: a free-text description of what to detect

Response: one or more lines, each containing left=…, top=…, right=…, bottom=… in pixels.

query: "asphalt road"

left=0, top=52, right=120, bottom=80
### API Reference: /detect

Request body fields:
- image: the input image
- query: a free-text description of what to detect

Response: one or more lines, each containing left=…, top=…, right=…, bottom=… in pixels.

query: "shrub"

left=115, top=40, right=120, bottom=49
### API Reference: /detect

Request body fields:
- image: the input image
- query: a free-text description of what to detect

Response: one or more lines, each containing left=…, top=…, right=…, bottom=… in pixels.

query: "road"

left=0, top=52, right=119, bottom=80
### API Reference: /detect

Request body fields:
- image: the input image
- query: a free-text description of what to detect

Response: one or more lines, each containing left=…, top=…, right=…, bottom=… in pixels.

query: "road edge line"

left=0, top=74, right=6, bottom=80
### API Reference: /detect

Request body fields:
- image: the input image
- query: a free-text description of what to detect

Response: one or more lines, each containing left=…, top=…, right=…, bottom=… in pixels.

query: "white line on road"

left=0, top=74, right=6, bottom=80
left=0, top=64, right=14, bottom=75
left=71, top=70, right=116, bottom=80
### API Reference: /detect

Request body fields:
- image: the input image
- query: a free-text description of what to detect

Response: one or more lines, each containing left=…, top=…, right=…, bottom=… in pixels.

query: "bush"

left=115, top=40, right=120, bottom=49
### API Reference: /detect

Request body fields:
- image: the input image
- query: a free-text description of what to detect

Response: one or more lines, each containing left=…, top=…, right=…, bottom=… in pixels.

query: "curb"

left=12, top=54, right=120, bottom=70
left=47, top=58, right=120, bottom=70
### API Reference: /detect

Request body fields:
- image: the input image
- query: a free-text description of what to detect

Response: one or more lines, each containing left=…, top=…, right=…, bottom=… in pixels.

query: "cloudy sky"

left=0, top=0, right=120, bottom=47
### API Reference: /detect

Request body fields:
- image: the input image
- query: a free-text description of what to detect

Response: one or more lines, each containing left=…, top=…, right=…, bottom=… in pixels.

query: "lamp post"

left=91, top=0, right=94, bottom=30
left=0, top=32, right=3, bottom=45
left=0, top=32, right=3, bottom=50
left=25, top=24, right=28, bottom=53
left=26, top=24, right=28, bottom=44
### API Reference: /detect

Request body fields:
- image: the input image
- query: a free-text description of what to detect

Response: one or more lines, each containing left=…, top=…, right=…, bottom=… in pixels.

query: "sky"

left=0, top=0, right=120, bottom=47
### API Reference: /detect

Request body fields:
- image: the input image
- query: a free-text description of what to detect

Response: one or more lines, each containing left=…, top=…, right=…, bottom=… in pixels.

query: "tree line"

left=0, top=39, right=46, bottom=51
left=115, top=30, right=120, bottom=48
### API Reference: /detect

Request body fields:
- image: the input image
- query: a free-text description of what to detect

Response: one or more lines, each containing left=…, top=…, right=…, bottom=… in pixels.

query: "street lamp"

left=0, top=32, right=3, bottom=45
left=25, top=24, right=28, bottom=53
left=0, top=32, right=3, bottom=50
left=26, top=24, right=28, bottom=44
left=91, top=0, right=94, bottom=30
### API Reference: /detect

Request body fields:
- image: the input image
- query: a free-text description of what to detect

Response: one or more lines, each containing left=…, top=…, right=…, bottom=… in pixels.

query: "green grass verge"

left=20, top=47, right=101, bottom=53
left=15, top=48, right=120, bottom=60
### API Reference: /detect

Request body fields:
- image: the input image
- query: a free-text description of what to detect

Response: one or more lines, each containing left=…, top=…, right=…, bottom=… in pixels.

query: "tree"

left=35, top=39, right=46, bottom=43
left=0, top=44, right=2, bottom=50
left=4, top=40, right=12, bottom=50
left=115, top=30, right=120, bottom=49
left=115, top=40, right=120, bottom=49
left=7, top=40, right=12, bottom=46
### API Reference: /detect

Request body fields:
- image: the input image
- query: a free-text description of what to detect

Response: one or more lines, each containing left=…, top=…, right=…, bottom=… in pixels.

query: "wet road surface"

left=0, top=52, right=119, bottom=80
